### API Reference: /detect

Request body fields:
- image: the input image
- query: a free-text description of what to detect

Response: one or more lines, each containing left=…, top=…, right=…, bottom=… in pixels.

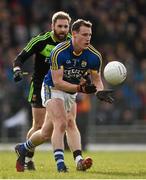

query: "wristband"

left=13, top=66, right=21, bottom=72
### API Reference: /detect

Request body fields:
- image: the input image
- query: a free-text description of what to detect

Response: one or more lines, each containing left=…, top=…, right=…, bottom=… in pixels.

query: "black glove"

left=83, top=73, right=92, bottom=84
left=77, top=83, right=97, bottom=94
left=13, top=68, right=23, bottom=82
left=96, top=89, right=114, bottom=103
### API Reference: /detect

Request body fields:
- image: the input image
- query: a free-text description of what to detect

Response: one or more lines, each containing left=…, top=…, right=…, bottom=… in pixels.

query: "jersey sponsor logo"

left=81, top=60, right=87, bottom=67
left=64, top=68, right=84, bottom=79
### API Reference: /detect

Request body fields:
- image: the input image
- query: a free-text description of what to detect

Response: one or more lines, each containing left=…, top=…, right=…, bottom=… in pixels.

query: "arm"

left=90, top=70, right=104, bottom=92
left=52, top=68, right=78, bottom=93
left=13, top=50, right=34, bottom=82
left=13, top=35, right=40, bottom=69
left=52, top=68, right=97, bottom=94
left=13, top=50, right=27, bottom=82
left=87, top=46, right=114, bottom=103
left=13, top=35, right=43, bottom=82
left=90, top=70, right=114, bottom=103
left=13, top=50, right=33, bottom=69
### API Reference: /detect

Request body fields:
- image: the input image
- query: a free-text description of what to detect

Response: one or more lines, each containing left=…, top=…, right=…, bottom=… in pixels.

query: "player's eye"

left=58, top=25, right=68, bottom=28
left=81, top=33, right=92, bottom=37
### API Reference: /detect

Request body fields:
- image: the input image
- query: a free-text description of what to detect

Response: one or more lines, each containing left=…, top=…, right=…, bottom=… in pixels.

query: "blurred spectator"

left=76, top=94, right=91, bottom=150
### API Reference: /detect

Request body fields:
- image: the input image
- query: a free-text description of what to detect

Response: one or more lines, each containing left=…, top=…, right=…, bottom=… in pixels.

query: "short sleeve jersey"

left=44, top=40, right=102, bottom=86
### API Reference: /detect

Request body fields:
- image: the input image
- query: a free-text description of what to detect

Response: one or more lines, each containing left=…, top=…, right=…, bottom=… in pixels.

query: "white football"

left=103, top=61, right=127, bottom=85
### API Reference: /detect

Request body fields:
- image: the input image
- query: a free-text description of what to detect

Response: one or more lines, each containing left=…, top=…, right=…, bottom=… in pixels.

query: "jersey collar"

left=50, top=31, right=60, bottom=43
left=70, top=40, right=83, bottom=56
left=50, top=31, right=71, bottom=43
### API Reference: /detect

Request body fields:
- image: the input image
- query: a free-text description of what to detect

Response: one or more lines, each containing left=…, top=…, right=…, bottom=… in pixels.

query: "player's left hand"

left=95, top=89, right=114, bottom=103
left=77, top=83, right=97, bottom=94
left=83, top=73, right=91, bottom=84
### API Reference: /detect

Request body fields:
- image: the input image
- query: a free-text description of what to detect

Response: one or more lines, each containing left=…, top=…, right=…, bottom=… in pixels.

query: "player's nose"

left=61, top=26, right=68, bottom=32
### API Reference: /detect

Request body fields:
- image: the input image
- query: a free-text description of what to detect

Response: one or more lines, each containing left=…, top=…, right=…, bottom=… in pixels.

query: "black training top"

left=13, top=31, right=71, bottom=85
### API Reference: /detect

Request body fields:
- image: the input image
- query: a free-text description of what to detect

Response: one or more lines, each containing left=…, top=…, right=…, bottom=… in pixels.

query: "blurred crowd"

left=0, top=0, right=146, bottom=135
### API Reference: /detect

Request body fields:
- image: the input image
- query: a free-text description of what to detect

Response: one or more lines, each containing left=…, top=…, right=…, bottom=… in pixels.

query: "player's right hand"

left=77, top=83, right=97, bottom=94
left=13, top=67, right=23, bottom=82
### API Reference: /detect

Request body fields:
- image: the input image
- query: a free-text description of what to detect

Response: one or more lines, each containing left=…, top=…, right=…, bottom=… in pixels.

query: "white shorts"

left=41, top=83, right=77, bottom=112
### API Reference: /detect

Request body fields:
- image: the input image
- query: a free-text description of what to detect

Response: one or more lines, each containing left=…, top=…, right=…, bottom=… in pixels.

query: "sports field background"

left=0, top=144, right=146, bottom=179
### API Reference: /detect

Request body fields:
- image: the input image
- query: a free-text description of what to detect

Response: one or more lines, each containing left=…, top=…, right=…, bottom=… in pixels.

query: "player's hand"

left=95, top=89, right=114, bottom=103
left=83, top=73, right=91, bottom=84
left=13, top=67, right=23, bottom=82
left=77, top=83, right=97, bottom=94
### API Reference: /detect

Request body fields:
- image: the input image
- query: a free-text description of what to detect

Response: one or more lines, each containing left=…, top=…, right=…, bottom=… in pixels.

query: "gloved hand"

left=77, top=83, right=97, bottom=94
left=83, top=73, right=92, bottom=84
left=96, top=89, right=114, bottom=103
left=13, top=67, right=23, bottom=82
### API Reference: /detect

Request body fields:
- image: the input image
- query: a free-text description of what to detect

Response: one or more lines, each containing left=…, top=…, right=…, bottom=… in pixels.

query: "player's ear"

left=72, top=31, right=77, bottom=37
left=51, top=23, right=54, bottom=30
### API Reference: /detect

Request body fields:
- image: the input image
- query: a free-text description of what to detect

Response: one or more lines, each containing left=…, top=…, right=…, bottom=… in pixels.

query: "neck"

left=72, top=40, right=82, bottom=56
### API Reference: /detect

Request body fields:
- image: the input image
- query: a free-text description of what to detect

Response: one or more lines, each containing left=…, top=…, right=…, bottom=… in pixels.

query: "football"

left=103, top=61, right=127, bottom=85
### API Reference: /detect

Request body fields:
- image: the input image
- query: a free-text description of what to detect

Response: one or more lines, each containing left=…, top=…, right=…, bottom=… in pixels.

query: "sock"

left=24, top=140, right=36, bottom=151
left=25, top=151, right=34, bottom=163
left=26, top=151, right=34, bottom=158
left=54, top=149, right=65, bottom=171
left=73, top=150, right=83, bottom=165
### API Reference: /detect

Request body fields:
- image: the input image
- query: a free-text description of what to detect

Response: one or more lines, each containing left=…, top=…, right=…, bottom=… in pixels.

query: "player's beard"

left=54, top=31, right=67, bottom=41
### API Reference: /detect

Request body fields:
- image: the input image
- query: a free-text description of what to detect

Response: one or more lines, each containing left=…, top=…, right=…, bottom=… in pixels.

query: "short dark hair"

left=71, top=19, right=92, bottom=32
left=52, top=11, right=71, bottom=25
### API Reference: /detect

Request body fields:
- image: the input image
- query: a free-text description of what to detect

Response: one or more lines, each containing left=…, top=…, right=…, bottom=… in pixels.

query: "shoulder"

left=28, top=31, right=51, bottom=42
left=86, top=45, right=103, bottom=71
left=24, top=31, right=51, bottom=51
left=50, top=41, right=71, bottom=63
left=87, top=44, right=102, bottom=61
left=52, top=40, right=71, bottom=55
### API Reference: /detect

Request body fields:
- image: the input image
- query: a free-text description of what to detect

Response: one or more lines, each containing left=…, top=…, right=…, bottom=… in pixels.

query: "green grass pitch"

left=0, top=150, right=146, bottom=179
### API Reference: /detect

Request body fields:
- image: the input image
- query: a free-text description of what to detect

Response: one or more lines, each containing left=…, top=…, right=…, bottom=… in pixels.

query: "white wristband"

left=13, top=66, right=21, bottom=72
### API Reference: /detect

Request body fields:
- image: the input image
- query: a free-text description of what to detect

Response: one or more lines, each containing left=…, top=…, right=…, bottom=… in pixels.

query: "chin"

left=59, top=35, right=66, bottom=40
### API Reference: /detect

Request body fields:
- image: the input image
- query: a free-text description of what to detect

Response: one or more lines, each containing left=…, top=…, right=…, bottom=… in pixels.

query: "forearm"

left=54, top=80, right=78, bottom=93
left=95, top=79, right=104, bottom=92
left=52, top=69, right=96, bottom=94
left=13, top=56, right=24, bottom=68
left=13, top=50, right=31, bottom=68
left=13, top=50, right=32, bottom=82
left=91, top=71, right=104, bottom=92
